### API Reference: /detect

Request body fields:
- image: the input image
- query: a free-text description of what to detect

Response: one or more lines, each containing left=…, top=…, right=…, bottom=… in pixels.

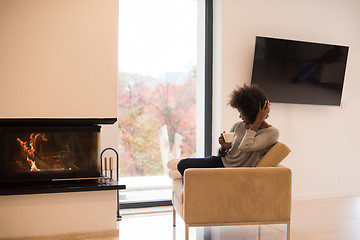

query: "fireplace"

left=0, top=118, right=115, bottom=183
left=0, top=118, right=125, bottom=221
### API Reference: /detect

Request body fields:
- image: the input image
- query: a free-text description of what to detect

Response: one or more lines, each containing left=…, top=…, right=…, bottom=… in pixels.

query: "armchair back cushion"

left=256, top=142, right=291, bottom=167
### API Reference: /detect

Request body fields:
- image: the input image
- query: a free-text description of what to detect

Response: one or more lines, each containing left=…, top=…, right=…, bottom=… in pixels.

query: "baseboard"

left=292, top=192, right=360, bottom=202
left=0, top=229, right=119, bottom=240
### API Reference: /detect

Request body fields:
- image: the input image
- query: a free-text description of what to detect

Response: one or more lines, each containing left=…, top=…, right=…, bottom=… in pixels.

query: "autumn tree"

left=117, top=70, right=197, bottom=177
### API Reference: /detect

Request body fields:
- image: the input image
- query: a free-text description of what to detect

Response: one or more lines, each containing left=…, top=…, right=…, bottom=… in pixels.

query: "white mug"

left=223, top=132, right=235, bottom=143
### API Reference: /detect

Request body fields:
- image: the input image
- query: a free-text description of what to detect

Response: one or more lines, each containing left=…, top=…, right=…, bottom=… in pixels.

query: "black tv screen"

left=250, top=36, right=349, bottom=106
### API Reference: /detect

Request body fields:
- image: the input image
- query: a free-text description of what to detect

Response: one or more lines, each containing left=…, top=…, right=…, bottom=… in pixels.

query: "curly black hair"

left=228, top=84, right=268, bottom=123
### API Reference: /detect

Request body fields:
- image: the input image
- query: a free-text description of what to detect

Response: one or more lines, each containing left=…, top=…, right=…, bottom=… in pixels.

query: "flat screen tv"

left=250, top=36, right=349, bottom=106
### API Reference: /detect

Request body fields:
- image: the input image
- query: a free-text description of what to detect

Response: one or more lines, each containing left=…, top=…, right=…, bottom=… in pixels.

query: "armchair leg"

left=172, top=207, right=176, bottom=227
left=185, top=224, right=189, bottom=240
left=287, top=222, right=291, bottom=240
left=258, top=225, right=261, bottom=240
left=172, top=190, right=176, bottom=227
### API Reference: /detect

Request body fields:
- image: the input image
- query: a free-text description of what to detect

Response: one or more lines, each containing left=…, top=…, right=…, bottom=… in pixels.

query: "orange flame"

left=16, top=132, right=72, bottom=172
left=17, top=133, right=47, bottom=171
left=27, top=157, right=40, bottom=171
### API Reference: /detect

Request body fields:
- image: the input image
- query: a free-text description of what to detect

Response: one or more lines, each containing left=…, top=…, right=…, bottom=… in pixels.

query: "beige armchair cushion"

left=256, top=142, right=291, bottom=167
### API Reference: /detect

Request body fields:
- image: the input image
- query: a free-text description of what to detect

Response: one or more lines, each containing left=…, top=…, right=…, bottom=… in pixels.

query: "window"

left=118, top=0, right=211, bottom=206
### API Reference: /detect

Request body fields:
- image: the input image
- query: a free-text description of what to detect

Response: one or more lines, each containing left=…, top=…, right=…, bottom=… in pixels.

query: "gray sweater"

left=220, top=121, right=279, bottom=167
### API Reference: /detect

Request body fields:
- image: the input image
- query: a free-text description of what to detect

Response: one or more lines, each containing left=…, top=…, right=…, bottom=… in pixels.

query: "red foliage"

left=117, top=72, right=197, bottom=176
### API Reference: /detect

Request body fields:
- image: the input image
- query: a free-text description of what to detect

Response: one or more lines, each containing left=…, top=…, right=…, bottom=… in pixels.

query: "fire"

left=16, top=132, right=72, bottom=172
left=27, top=157, right=40, bottom=171
left=17, top=133, right=47, bottom=171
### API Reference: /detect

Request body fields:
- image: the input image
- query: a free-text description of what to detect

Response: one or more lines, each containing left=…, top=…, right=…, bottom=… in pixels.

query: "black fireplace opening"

left=0, top=119, right=112, bottom=183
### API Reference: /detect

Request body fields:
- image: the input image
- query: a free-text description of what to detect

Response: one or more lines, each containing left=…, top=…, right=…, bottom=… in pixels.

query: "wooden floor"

left=105, top=196, right=360, bottom=240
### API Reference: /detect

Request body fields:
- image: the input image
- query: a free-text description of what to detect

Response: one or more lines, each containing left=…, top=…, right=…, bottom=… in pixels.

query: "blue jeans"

left=177, top=156, right=225, bottom=176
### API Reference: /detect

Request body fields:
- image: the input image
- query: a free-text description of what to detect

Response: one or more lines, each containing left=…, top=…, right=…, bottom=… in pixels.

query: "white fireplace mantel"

left=0, top=191, right=119, bottom=239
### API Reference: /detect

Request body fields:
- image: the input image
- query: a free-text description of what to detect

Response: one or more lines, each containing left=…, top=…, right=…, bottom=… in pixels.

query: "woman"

left=168, top=84, right=279, bottom=179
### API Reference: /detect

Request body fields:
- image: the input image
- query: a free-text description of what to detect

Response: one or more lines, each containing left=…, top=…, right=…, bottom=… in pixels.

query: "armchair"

left=171, top=142, right=292, bottom=240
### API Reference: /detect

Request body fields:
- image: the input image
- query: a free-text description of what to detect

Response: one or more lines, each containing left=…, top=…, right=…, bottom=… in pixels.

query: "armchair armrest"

left=183, top=166, right=292, bottom=224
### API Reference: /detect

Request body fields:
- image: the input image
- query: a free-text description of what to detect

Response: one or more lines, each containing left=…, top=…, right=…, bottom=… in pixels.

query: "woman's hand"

left=250, top=100, right=270, bottom=132
left=218, top=131, right=229, bottom=151
left=255, top=100, right=270, bottom=123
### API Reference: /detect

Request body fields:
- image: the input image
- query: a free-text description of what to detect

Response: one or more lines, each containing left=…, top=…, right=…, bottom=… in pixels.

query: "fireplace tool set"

left=100, top=147, right=121, bottom=220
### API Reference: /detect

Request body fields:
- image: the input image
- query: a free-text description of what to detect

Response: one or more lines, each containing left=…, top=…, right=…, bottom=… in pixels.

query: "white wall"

left=214, top=0, right=360, bottom=200
left=0, top=0, right=117, bottom=118
left=0, top=1, right=119, bottom=238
